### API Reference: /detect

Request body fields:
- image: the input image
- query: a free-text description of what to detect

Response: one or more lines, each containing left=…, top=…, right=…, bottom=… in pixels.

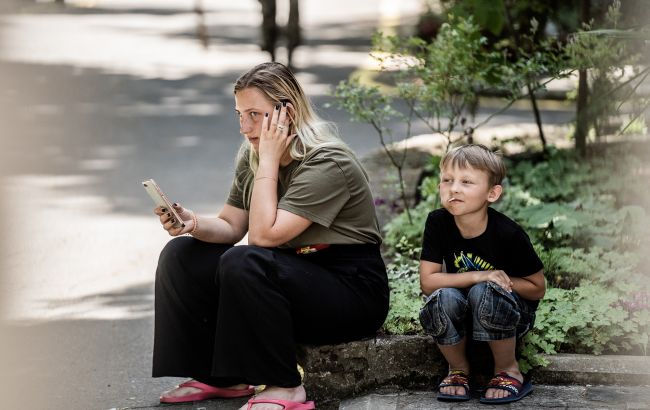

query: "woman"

left=152, top=62, right=389, bottom=410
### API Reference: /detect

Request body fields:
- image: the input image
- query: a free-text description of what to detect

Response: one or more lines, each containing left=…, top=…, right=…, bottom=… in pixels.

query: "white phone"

left=142, top=179, right=184, bottom=229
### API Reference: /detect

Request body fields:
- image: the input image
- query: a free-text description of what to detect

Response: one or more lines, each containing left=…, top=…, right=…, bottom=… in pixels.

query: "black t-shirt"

left=420, top=207, right=543, bottom=304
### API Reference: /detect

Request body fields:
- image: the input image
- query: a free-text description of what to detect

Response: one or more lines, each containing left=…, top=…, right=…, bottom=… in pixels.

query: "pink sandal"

left=159, top=380, right=255, bottom=403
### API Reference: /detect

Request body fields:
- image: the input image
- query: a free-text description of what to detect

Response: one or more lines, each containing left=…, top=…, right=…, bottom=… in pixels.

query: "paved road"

left=0, top=1, right=576, bottom=409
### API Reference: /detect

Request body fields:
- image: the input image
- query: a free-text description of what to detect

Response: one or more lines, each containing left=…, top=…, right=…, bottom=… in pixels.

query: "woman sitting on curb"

left=151, top=62, right=389, bottom=410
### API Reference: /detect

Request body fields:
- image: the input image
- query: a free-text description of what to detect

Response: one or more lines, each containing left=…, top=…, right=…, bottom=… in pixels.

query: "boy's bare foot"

left=440, top=383, right=468, bottom=396
left=239, top=385, right=307, bottom=410
left=484, top=370, right=523, bottom=399
left=438, top=369, right=470, bottom=398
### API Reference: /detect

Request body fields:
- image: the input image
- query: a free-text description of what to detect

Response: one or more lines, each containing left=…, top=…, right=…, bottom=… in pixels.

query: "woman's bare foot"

left=160, top=381, right=250, bottom=401
left=240, top=385, right=307, bottom=410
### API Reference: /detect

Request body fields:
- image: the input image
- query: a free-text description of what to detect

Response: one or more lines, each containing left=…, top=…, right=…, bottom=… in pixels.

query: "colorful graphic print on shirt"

left=453, top=251, right=495, bottom=273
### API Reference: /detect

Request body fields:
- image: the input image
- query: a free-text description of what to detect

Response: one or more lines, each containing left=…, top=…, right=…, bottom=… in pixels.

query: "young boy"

left=419, top=144, right=545, bottom=404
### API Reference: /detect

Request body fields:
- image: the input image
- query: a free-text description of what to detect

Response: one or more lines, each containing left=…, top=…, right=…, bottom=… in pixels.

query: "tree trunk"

left=575, top=0, right=590, bottom=157
left=527, top=83, right=547, bottom=152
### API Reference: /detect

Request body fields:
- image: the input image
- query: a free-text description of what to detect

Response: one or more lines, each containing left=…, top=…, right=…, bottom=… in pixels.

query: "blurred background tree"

left=421, top=0, right=649, bottom=155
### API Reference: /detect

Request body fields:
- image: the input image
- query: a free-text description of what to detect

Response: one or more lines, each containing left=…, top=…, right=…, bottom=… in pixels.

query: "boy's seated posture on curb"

left=418, top=144, right=545, bottom=404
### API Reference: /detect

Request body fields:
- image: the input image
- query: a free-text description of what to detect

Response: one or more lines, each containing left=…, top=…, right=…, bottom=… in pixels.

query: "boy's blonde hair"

left=440, top=144, right=506, bottom=187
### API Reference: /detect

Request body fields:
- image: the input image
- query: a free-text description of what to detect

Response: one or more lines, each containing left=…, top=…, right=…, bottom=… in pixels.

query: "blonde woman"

left=152, top=62, right=388, bottom=410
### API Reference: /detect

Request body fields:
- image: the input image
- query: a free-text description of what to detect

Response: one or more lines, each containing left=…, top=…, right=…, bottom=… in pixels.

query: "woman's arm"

left=247, top=157, right=312, bottom=246
left=248, top=103, right=312, bottom=247
left=157, top=203, right=249, bottom=244
left=192, top=204, right=250, bottom=244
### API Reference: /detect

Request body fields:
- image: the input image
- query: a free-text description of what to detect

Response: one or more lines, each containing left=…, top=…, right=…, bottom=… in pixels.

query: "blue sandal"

left=479, top=372, right=533, bottom=404
left=437, top=370, right=471, bottom=401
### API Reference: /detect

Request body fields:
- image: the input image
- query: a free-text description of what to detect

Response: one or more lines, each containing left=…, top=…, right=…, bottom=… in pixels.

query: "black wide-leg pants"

left=152, top=236, right=389, bottom=388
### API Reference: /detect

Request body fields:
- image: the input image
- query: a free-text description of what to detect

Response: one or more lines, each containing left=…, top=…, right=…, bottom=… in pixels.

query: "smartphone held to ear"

left=142, top=179, right=184, bottom=229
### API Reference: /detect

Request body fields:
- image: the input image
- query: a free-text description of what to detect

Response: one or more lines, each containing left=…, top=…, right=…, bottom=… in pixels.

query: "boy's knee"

left=467, top=281, right=489, bottom=305
left=473, top=281, right=520, bottom=333
left=419, top=288, right=467, bottom=337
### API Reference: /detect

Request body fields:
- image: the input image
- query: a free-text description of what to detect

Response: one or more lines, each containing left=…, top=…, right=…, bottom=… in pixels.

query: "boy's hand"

left=480, top=270, right=513, bottom=292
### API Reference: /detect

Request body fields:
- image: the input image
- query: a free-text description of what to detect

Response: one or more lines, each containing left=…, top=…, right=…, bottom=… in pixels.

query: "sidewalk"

left=100, top=384, right=650, bottom=409
left=341, top=385, right=650, bottom=409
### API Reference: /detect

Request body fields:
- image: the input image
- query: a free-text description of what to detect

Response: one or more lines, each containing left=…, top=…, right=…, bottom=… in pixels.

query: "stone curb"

left=535, top=353, right=650, bottom=386
left=297, top=335, right=650, bottom=409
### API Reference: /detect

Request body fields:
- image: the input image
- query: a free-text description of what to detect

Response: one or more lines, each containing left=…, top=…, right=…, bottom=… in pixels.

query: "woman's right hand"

left=154, top=203, right=194, bottom=236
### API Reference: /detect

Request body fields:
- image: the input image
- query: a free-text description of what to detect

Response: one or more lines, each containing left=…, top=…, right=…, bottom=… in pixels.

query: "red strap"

left=295, top=244, right=330, bottom=254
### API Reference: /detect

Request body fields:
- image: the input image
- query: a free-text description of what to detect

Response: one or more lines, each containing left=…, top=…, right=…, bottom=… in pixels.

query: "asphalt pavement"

left=0, top=1, right=578, bottom=409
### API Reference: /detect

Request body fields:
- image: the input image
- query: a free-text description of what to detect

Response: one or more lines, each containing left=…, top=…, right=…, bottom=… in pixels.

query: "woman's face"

left=234, top=87, right=275, bottom=152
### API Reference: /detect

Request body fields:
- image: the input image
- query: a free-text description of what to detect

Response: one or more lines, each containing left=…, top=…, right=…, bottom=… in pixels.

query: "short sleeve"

left=278, top=158, right=350, bottom=227
left=504, top=229, right=544, bottom=278
left=420, top=211, right=444, bottom=263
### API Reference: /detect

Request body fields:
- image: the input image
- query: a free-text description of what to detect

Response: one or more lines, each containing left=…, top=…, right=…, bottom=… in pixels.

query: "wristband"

left=190, top=211, right=199, bottom=235
left=255, top=176, right=277, bottom=182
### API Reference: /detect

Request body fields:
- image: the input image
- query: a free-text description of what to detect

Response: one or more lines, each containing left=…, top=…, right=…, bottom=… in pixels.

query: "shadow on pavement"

left=0, top=56, right=373, bottom=216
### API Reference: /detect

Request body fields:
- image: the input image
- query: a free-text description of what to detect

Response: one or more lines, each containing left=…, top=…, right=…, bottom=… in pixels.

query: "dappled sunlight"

left=0, top=174, right=171, bottom=323
left=116, top=101, right=223, bottom=117
left=0, top=3, right=265, bottom=79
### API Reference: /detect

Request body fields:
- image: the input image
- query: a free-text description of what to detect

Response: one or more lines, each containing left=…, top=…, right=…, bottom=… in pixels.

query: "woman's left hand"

left=259, top=102, right=296, bottom=165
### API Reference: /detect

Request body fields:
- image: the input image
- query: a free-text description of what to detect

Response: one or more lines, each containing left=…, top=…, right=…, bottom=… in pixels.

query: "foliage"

left=381, top=145, right=650, bottom=371
left=496, top=147, right=649, bottom=251
left=332, top=15, right=562, bottom=217
left=564, top=0, right=649, bottom=138
left=536, top=245, right=641, bottom=290
left=382, top=156, right=441, bottom=258
left=519, top=285, right=650, bottom=372
left=383, top=250, right=422, bottom=335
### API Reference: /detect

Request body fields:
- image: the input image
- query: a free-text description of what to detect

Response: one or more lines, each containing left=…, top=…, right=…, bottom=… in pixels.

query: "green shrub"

left=384, top=256, right=422, bottom=335
left=520, top=285, right=650, bottom=372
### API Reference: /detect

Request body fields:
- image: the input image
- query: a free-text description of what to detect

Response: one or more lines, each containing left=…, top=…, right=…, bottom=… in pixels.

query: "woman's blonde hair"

left=440, top=144, right=506, bottom=187
left=233, top=62, right=351, bottom=207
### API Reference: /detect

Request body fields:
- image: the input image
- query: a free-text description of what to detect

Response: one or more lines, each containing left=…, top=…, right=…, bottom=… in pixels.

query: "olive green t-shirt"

left=226, top=147, right=382, bottom=247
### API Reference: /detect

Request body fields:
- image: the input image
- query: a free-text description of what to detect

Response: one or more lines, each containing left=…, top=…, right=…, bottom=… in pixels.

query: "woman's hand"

left=258, top=102, right=296, bottom=165
left=154, top=203, right=194, bottom=236
left=476, top=270, right=513, bottom=292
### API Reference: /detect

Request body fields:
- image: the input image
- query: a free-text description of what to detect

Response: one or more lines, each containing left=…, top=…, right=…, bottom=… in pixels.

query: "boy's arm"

left=420, top=261, right=546, bottom=300
left=510, top=269, right=546, bottom=300
left=419, top=260, right=514, bottom=296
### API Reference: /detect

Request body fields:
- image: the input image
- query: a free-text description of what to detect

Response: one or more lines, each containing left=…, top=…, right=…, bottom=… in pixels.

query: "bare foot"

left=239, top=385, right=307, bottom=410
left=439, top=369, right=469, bottom=397
left=484, top=370, right=523, bottom=400
left=440, top=384, right=468, bottom=396
left=160, top=380, right=250, bottom=401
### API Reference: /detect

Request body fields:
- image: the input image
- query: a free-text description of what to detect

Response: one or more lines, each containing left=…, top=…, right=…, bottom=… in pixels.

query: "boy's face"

left=439, top=164, right=502, bottom=217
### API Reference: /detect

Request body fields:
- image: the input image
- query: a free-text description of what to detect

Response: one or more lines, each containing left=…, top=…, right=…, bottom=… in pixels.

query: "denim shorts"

left=419, top=281, right=536, bottom=345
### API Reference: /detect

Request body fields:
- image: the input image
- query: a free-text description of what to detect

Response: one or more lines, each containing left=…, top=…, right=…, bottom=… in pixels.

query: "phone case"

left=142, top=179, right=184, bottom=229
